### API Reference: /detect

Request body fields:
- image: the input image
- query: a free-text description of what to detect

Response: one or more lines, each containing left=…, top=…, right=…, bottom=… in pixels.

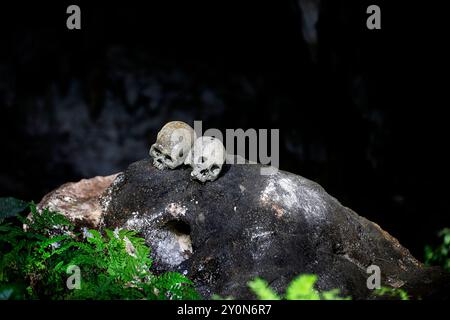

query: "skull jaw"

left=152, top=156, right=184, bottom=170
left=153, top=157, right=168, bottom=170
left=190, top=168, right=218, bottom=183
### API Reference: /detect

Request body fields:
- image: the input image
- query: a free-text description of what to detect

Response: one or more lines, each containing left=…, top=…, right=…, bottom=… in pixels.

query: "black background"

left=0, top=299, right=445, bottom=318
left=0, top=1, right=448, bottom=259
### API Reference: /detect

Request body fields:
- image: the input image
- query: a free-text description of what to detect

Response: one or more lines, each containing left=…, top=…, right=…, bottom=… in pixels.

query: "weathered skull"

left=185, top=136, right=226, bottom=182
left=149, top=121, right=195, bottom=170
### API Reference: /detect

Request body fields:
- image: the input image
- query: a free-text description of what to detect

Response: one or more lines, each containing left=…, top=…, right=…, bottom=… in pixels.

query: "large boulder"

left=36, top=159, right=449, bottom=299
left=94, top=159, right=449, bottom=299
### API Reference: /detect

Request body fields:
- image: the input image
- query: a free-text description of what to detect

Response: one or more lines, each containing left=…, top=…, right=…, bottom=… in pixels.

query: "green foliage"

left=246, top=276, right=409, bottom=301
left=425, top=228, right=450, bottom=272
left=211, top=294, right=234, bottom=300
left=285, top=274, right=321, bottom=300
left=0, top=201, right=200, bottom=300
left=248, top=278, right=280, bottom=300
left=374, top=287, right=409, bottom=300
left=247, top=274, right=350, bottom=300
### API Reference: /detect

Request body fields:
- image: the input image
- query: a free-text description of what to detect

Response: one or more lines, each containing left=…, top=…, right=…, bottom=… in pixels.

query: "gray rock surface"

left=98, top=159, right=449, bottom=299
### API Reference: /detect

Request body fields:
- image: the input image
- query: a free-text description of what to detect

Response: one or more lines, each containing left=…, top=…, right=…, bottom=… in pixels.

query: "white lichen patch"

left=124, top=208, right=193, bottom=267
left=250, top=230, right=274, bottom=241
left=150, top=229, right=193, bottom=267
left=165, top=203, right=187, bottom=218
left=260, top=174, right=327, bottom=221
left=125, top=211, right=163, bottom=231
left=100, top=173, right=124, bottom=213
left=245, top=226, right=274, bottom=261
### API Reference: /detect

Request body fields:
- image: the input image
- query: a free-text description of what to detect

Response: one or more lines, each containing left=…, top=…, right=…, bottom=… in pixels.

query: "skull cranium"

left=185, top=136, right=226, bottom=182
left=149, top=121, right=195, bottom=170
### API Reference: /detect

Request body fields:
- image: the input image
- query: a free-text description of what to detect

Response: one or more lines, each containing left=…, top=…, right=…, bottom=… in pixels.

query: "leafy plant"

left=0, top=198, right=200, bottom=300
left=247, top=274, right=350, bottom=300
left=247, top=278, right=281, bottom=300
left=373, top=287, right=409, bottom=300
left=425, top=228, right=450, bottom=272
left=244, top=275, right=410, bottom=301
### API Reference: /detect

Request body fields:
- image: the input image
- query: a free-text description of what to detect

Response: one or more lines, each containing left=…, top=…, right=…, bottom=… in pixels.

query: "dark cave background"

left=0, top=1, right=448, bottom=258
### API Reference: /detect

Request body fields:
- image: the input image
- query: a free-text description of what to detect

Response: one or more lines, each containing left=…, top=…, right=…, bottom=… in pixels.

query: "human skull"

left=149, top=121, right=195, bottom=170
left=185, top=136, right=226, bottom=182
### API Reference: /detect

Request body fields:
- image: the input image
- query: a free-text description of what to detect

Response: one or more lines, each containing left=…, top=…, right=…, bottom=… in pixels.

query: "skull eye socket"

left=178, top=150, right=184, bottom=158
left=211, top=164, right=220, bottom=172
left=152, top=147, right=161, bottom=156
left=165, top=154, right=173, bottom=162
